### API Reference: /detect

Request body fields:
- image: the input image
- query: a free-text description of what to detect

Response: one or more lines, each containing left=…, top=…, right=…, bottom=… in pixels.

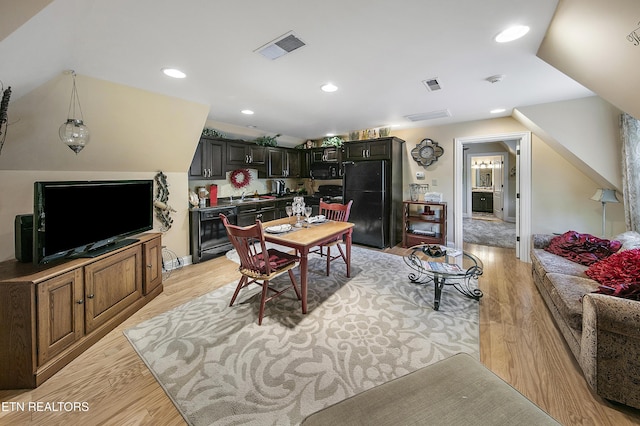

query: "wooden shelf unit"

left=0, top=233, right=162, bottom=389
left=403, top=201, right=447, bottom=247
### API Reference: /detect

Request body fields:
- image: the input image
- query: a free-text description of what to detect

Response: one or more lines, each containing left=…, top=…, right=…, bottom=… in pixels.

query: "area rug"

left=124, top=246, right=479, bottom=425
left=463, top=217, right=516, bottom=248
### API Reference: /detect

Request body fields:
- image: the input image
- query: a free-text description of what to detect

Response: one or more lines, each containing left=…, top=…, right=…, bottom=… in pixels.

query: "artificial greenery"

left=201, top=128, right=225, bottom=138
left=254, top=134, right=280, bottom=147
left=322, top=136, right=344, bottom=147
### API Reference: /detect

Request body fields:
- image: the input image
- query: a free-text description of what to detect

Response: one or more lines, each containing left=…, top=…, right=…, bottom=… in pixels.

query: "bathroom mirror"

left=471, top=157, right=493, bottom=188
left=475, top=168, right=493, bottom=188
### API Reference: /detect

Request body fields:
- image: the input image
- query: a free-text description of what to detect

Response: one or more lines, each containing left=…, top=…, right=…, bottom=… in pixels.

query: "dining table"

left=262, top=217, right=354, bottom=314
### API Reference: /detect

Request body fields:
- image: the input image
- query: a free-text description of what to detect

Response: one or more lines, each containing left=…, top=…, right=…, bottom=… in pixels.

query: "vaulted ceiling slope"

left=1, top=0, right=593, bottom=140
left=537, top=0, right=640, bottom=121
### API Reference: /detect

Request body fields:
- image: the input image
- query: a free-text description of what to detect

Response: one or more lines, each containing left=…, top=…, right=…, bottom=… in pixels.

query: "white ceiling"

left=1, top=0, right=593, bottom=140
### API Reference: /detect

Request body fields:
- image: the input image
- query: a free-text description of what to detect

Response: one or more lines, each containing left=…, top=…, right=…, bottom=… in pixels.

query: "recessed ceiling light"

left=241, top=109, right=254, bottom=115
left=326, top=133, right=335, bottom=137
left=490, top=108, right=506, bottom=114
left=321, top=83, right=338, bottom=93
left=495, top=25, right=530, bottom=43
left=161, top=68, right=186, bottom=78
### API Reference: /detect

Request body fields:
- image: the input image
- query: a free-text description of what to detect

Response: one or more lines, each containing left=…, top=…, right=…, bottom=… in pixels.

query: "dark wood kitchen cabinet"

left=267, top=148, right=302, bottom=178
left=236, top=201, right=277, bottom=226
left=343, top=138, right=393, bottom=161
left=189, top=137, right=225, bottom=179
left=226, top=141, right=266, bottom=172
left=310, top=147, right=341, bottom=163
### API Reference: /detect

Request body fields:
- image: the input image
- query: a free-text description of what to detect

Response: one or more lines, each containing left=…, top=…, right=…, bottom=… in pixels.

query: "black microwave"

left=310, top=163, right=339, bottom=180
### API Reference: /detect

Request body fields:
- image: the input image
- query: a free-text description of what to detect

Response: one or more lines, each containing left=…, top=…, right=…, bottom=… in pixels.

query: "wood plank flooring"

left=1, top=244, right=639, bottom=425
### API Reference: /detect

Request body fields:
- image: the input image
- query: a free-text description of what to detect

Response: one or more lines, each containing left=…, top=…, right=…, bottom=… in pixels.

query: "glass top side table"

left=403, top=244, right=483, bottom=310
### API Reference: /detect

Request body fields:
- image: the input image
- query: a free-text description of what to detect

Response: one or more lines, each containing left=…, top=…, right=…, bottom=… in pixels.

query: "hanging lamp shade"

left=59, top=71, right=89, bottom=153
left=59, top=118, right=90, bottom=153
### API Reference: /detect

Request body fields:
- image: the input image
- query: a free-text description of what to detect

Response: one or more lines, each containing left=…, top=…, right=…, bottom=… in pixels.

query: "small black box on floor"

left=15, top=214, right=33, bottom=263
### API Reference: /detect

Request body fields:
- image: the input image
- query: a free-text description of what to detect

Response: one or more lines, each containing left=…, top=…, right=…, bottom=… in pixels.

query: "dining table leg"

left=300, top=247, right=309, bottom=313
left=345, top=229, right=352, bottom=278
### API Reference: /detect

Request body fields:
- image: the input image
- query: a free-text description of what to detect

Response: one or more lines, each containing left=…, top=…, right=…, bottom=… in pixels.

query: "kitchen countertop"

left=191, top=195, right=297, bottom=211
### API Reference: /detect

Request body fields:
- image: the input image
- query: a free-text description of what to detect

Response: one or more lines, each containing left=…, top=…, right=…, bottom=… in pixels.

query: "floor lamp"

left=590, top=189, right=619, bottom=237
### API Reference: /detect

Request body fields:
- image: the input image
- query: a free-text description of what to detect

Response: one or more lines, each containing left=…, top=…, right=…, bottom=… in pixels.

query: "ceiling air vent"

left=405, top=109, right=452, bottom=122
left=422, top=78, right=442, bottom=91
left=256, top=31, right=306, bottom=60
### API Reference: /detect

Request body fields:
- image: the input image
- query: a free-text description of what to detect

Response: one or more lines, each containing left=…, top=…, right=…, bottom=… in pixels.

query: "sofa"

left=530, top=232, right=640, bottom=409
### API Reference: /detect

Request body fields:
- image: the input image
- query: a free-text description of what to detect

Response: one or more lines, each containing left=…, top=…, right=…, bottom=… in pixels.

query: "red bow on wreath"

left=230, top=169, right=251, bottom=189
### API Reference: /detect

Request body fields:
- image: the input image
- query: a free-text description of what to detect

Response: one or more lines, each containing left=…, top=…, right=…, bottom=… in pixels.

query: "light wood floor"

left=1, top=244, right=639, bottom=425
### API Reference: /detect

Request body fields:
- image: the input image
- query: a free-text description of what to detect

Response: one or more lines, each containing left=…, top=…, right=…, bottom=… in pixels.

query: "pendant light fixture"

left=59, top=70, right=90, bottom=154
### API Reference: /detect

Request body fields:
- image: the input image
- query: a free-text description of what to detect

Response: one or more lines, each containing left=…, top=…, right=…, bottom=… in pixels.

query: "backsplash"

left=189, top=169, right=305, bottom=199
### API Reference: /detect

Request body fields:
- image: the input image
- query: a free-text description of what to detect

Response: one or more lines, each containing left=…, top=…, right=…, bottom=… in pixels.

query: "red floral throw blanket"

left=587, top=248, right=640, bottom=300
left=545, top=230, right=621, bottom=266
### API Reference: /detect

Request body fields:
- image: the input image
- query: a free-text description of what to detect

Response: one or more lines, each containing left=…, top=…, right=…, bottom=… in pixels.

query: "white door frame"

left=454, top=131, right=531, bottom=261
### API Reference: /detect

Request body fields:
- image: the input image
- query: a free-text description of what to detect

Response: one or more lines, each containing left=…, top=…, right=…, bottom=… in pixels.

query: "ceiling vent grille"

left=404, top=109, right=451, bottom=122
left=422, top=78, right=442, bottom=91
left=256, top=31, right=306, bottom=60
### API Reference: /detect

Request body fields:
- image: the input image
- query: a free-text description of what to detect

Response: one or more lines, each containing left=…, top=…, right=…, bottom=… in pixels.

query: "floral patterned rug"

left=124, top=247, right=479, bottom=425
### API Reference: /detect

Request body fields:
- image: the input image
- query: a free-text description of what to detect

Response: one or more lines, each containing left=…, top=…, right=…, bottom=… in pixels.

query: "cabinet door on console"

left=37, top=269, right=84, bottom=366
left=84, top=246, right=143, bottom=333
left=143, top=237, right=162, bottom=295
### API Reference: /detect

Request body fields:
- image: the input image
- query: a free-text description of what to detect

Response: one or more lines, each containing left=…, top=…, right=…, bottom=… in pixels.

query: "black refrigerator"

left=343, top=161, right=390, bottom=248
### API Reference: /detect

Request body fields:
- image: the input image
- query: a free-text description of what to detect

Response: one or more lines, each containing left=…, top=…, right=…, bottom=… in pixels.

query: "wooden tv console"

left=0, top=233, right=163, bottom=389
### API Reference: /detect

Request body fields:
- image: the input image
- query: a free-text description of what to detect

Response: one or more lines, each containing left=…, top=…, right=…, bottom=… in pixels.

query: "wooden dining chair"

left=312, top=199, right=353, bottom=275
left=220, top=214, right=301, bottom=325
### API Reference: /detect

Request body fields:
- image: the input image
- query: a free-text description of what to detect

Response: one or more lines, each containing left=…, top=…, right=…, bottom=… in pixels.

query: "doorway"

left=467, top=153, right=507, bottom=222
left=454, top=132, right=531, bottom=261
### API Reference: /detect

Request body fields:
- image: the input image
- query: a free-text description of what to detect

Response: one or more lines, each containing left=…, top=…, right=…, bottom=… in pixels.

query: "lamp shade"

left=59, top=119, right=90, bottom=153
left=590, top=189, right=619, bottom=204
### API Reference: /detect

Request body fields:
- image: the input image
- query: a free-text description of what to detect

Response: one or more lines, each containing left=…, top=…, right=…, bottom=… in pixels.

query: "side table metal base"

left=404, top=245, right=483, bottom=311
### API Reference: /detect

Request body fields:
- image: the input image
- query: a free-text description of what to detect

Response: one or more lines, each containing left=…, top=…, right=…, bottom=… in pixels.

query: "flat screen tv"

left=33, top=180, right=154, bottom=265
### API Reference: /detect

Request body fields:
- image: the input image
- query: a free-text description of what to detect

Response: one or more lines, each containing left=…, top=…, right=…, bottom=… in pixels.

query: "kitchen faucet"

left=240, top=191, right=246, bottom=201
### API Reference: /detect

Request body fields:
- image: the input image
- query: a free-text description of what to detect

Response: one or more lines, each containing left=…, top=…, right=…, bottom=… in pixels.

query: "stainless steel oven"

left=189, top=205, right=237, bottom=263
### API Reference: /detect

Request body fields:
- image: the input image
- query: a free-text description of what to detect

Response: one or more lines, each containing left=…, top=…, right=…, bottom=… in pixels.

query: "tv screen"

left=33, top=180, right=154, bottom=264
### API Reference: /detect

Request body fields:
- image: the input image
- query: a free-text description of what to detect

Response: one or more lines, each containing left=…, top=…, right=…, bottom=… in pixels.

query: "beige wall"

left=0, top=171, right=188, bottom=262
left=532, top=139, right=624, bottom=236
left=1, top=73, right=208, bottom=172
left=515, top=96, right=622, bottom=189
left=0, top=74, right=209, bottom=262
left=391, top=115, right=625, bottom=240
left=538, top=0, right=640, bottom=120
